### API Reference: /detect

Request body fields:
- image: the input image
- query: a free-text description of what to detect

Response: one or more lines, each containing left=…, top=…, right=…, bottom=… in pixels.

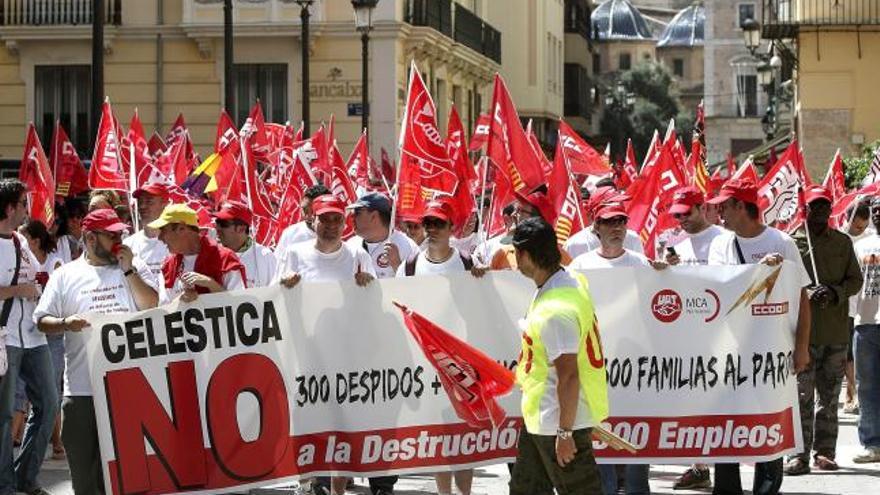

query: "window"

left=738, top=3, right=756, bottom=28
left=619, top=52, right=631, bottom=71
left=233, top=64, right=287, bottom=126
left=673, top=58, right=685, bottom=77
left=35, top=65, right=91, bottom=155
left=736, top=74, right=758, bottom=117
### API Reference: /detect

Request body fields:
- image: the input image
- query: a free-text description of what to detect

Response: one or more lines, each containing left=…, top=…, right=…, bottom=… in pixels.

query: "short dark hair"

left=20, top=219, right=57, bottom=254
left=55, top=196, right=88, bottom=237
left=305, top=184, right=331, bottom=200
left=0, top=179, right=26, bottom=221
left=850, top=199, right=870, bottom=221
left=502, top=203, right=516, bottom=216
left=580, top=187, right=591, bottom=201
left=512, top=217, right=561, bottom=270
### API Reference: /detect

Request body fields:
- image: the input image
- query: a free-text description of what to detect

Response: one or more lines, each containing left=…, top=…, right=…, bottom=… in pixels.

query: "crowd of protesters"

left=0, top=172, right=878, bottom=495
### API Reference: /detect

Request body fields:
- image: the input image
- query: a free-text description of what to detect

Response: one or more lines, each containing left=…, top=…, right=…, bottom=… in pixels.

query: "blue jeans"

left=46, top=335, right=64, bottom=405
left=599, top=464, right=650, bottom=495
left=854, top=324, right=880, bottom=448
left=0, top=345, right=57, bottom=493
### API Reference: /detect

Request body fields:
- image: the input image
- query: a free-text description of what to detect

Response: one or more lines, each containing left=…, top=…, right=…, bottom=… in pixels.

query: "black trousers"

left=713, top=459, right=783, bottom=495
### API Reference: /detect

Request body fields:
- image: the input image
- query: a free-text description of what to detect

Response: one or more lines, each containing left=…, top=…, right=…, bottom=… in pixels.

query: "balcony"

left=404, top=0, right=501, bottom=64
left=762, top=0, right=880, bottom=38
left=0, top=0, right=121, bottom=26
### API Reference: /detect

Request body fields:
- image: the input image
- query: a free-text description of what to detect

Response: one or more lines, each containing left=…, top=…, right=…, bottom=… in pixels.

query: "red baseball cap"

left=82, top=208, right=129, bottom=233
left=669, top=186, right=705, bottom=215
left=804, top=185, right=833, bottom=205
left=422, top=200, right=454, bottom=224
left=312, top=195, right=347, bottom=216
left=707, top=179, right=758, bottom=205
left=594, top=201, right=629, bottom=221
left=133, top=182, right=170, bottom=199
left=214, top=201, right=253, bottom=225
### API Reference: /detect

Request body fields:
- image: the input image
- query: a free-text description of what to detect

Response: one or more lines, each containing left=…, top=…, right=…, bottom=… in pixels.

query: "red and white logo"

left=651, top=289, right=682, bottom=323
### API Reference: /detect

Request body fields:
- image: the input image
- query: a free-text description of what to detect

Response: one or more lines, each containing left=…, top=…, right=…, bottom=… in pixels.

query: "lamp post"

left=603, top=80, right=636, bottom=158
left=741, top=17, right=761, bottom=55
left=352, top=0, right=378, bottom=134
left=295, top=0, right=314, bottom=136
left=224, top=0, right=234, bottom=113
left=742, top=17, right=790, bottom=140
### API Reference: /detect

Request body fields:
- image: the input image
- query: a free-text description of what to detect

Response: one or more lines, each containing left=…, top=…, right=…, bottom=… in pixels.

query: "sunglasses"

left=597, top=216, right=627, bottom=227
left=215, top=219, right=233, bottom=229
left=422, top=218, right=449, bottom=229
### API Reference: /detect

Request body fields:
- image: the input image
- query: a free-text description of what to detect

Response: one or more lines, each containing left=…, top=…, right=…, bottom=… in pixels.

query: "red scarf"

left=162, top=233, right=247, bottom=293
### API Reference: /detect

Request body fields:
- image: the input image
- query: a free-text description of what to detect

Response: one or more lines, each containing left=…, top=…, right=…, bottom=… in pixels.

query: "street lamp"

left=295, top=0, right=314, bottom=136
left=352, top=0, right=379, bottom=134
left=757, top=62, right=772, bottom=89
left=742, top=17, right=761, bottom=55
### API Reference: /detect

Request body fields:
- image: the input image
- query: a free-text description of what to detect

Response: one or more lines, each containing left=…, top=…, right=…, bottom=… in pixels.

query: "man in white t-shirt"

left=275, top=184, right=329, bottom=261
left=844, top=198, right=871, bottom=413
left=564, top=186, right=644, bottom=258
left=214, top=201, right=276, bottom=288
left=124, top=182, right=170, bottom=279
left=851, top=196, right=880, bottom=464
left=0, top=179, right=58, bottom=495
left=666, top=186, right=725, bottom=267
left=150, top=204, right=246, bottom=303
left=570, top=201, right=654, bottom=270
left=34, top=208, right=160, bottom=494
left=394, top=199, right=485, bottom=495
left=275, top=195, right=375, bottom=495
left=347, top=192, right=418, bottom=279
left=706, top=178, right=812, bottom=495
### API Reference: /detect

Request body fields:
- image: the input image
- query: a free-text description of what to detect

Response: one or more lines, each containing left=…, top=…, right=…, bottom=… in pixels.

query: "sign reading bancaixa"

left=84, top=265, right=804, bottom=494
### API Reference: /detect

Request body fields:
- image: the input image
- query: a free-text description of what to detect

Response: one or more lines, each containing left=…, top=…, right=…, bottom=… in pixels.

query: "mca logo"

left=727, top=266, right=788, bottom=317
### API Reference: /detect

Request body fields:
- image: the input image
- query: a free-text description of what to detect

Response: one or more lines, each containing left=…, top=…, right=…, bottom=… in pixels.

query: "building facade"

left=703, top=0, right=766, bottom=166
left=0, top=0, right=514, bottom=162
left=762, top=0, right=880, bottom=179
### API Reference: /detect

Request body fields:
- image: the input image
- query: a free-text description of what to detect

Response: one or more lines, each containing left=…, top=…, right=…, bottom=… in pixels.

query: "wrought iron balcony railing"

left=1, top=0, right=121, bottom=26
left=762, top=0, right=880, bottom=38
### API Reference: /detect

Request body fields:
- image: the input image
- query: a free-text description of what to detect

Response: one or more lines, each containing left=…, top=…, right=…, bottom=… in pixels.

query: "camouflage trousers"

left=796, top=344, right=848, bottom=461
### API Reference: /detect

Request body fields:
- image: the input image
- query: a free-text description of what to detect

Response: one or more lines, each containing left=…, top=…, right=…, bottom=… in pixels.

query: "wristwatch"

left=123, top=268, right=136, bottom=277
left=556, top=428, right=573, bottom=440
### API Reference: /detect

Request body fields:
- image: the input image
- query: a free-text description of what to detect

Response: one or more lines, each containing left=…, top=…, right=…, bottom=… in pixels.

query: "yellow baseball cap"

left=147, top=203, right=199, bottom=229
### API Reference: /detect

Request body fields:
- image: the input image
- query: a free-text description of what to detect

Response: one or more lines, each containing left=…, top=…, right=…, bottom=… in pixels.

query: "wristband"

left=123, top=268, right=136, bottom=278
left=556, top=428, right=573, bottom=440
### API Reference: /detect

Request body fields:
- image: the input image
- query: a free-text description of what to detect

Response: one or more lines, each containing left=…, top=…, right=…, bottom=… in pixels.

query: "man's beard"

left=93, top=244, right=118, bottom=264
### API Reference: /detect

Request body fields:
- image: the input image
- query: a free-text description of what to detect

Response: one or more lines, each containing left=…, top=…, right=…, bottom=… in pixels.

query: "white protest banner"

left=84, top=263, right=803, bottom=494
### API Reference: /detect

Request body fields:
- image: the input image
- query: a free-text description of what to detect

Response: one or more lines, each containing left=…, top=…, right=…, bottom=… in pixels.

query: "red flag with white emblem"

left=20, top=123, right=55, bottom=227
left=50, top=122, right=88, bottom=198
left=394, top=302, right=514, bottom=429
left=823, top=150, right=847, bottom=228
left=627, top=141, right=687, bottom=258
left=469, top=113, right=491, bottom=152
left=757, top=140, right=812, bottom=232
left=548, top=133, right=585, bottom=244
left=446, top=106, right=477, bottom=234
left=89, top=99, right=128, bottom=191
left=558, top=120, right=611, bottom=176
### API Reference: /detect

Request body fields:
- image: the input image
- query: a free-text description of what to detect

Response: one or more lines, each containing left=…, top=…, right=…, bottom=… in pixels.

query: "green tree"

left=843, top=140, right=880, bottom=189
left=600, top=61, right=693, bottom=165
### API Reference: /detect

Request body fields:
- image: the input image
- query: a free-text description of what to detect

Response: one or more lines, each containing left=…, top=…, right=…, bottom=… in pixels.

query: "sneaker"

left=783, top=457, right=811, bottom=475
left=673, top=466, right=711, bottom=489
left=853, top=447, right=880, bottom=464
left=843, top=401, right=860, bottom=415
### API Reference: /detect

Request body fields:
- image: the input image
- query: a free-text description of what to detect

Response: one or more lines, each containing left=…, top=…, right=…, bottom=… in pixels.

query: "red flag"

left=380, top=147, right=396, bottom=186
left=614, top=139, right=638, bottom=190
left=627, top=142, right=687, bottom=258
left=766, top=146, right=779, bottom=170
left=822, top=149, right=847, bottom=228
left=394, top=153, right=428, bottom=223
left=147, top=132, right=167, bottom=159
left=487, top=74, right=546, bottom=193
left=731, top=158, right=759, bottom=183
left=241, top=101, right=272, bottom=162
left=165, top=113, right=195, bottom=167
left=20, top=124, right=55, bottom=227
left=690, top=137, right=710, bottom=194
left=329, top=143, right=357, bottom=204
left=122, top=110, right=152, bottom=191
left=558, top=121, right=611, bottom=176
left=525, top=120, right=553, bottom=178
left=446, top=107, right=476, bottom=234
left=469, top=113, right=491, bottom=152
left=89, top=99, right=128, bottom=191
left=399, top=64, right=457, bottom=194
left=211, top=110, right=247, bottom=204
left=348, top=131, right=372, bottom=188
left=240, top=105, right=277, bottom=221
left=549, top=135, right=585, bottom=244
left=275, top=145, right=321, bottom=233
left=394, top=302, right=514, bottom=428
left=708, top=168, right=725, bottom=195
left=485, top=161, right=515, bottom=238
left=50, top=122, right=88, bottom=198
left=757, top=140, right=811, bottom=230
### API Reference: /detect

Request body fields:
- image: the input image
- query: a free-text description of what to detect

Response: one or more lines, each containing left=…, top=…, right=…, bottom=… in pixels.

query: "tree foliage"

left=600, top=62, right=692, bottom=165
left=843, top=140, right=880, bottom=189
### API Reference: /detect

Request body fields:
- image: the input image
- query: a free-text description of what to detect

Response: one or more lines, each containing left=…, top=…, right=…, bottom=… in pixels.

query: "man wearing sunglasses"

left=214, top=201, right=276, bottom=288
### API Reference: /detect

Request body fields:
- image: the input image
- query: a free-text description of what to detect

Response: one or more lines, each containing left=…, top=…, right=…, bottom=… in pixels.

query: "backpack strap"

left=460, top=252, right=474, bottom=270
left=1, top=235, right=23, bottom=329
left=404, top=253, right=419, bottom=277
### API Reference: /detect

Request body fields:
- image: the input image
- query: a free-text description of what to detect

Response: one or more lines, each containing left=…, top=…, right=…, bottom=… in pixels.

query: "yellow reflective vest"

left=516, top=271, right=609, bottom=434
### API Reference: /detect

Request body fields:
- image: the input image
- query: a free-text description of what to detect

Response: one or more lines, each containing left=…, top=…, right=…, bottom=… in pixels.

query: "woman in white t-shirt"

left=19, top=220, right=66, bottom=459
